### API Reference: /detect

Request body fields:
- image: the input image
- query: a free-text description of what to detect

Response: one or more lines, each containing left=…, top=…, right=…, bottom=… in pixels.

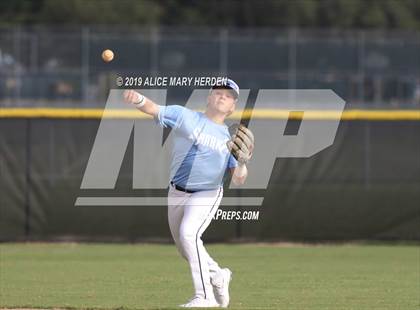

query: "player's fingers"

left=124, top=90, right=135, bottom=103
left=130, top=91, right=138, bottom=103
left=124, top=90, right=141, bottom=104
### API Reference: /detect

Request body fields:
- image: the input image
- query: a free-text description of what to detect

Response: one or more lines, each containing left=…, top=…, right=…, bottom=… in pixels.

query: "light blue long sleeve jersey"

left=156, top=105, right=238, bottom=191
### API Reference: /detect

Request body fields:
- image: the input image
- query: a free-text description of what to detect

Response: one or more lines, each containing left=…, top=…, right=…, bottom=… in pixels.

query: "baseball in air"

left=102, top=49, right=114, bottom=62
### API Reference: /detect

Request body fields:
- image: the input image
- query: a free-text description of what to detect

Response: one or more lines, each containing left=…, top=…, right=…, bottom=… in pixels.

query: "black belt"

left=170, top=181, right=198, bottom=193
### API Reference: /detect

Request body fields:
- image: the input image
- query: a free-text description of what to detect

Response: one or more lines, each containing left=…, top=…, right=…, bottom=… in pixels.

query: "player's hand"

left=123, top=90, right=142, bottom=105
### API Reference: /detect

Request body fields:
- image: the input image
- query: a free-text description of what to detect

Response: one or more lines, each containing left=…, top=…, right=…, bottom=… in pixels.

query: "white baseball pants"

left=167, top=184, right=223, bottom=300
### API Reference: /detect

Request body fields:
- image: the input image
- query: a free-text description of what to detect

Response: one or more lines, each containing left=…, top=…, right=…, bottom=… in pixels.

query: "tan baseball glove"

left=227, top=124, right=255, bottom=164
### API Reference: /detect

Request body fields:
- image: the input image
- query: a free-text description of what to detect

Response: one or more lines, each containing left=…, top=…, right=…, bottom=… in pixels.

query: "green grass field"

left=0, top=243, right=418, bottom=310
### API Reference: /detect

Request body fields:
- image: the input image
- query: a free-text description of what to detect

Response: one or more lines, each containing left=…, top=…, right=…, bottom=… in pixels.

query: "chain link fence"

left=0, top=26, right=419, bottom=108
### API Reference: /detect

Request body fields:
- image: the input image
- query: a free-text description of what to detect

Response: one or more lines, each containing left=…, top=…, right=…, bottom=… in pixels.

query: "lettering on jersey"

left=188, top=127, right=228, bottom=154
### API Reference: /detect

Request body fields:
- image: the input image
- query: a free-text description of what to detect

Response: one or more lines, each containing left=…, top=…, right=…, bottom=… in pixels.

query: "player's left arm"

left=227, top=124, right=254, bottom=185
left=231, top=164, right=248, bottom=185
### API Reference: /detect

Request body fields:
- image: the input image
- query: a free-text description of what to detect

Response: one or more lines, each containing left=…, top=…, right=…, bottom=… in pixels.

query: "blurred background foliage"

left=1, top=0, right=420, bottom=30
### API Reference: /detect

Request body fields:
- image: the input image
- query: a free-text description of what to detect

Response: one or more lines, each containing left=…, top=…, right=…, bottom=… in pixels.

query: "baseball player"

left=123, top=79, right=254, bottom=308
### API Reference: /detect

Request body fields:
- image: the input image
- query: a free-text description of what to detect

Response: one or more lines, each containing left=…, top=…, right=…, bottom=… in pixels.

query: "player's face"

left=207, top=88, right=237, bottom=115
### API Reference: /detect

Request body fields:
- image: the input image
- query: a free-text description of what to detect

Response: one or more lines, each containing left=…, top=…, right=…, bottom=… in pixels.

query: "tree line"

left=1, top=0, right=420, bottom=30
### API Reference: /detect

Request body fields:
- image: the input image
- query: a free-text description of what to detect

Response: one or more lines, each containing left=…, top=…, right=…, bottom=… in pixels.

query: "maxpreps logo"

left=75, top=89, right=345, bottom=207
